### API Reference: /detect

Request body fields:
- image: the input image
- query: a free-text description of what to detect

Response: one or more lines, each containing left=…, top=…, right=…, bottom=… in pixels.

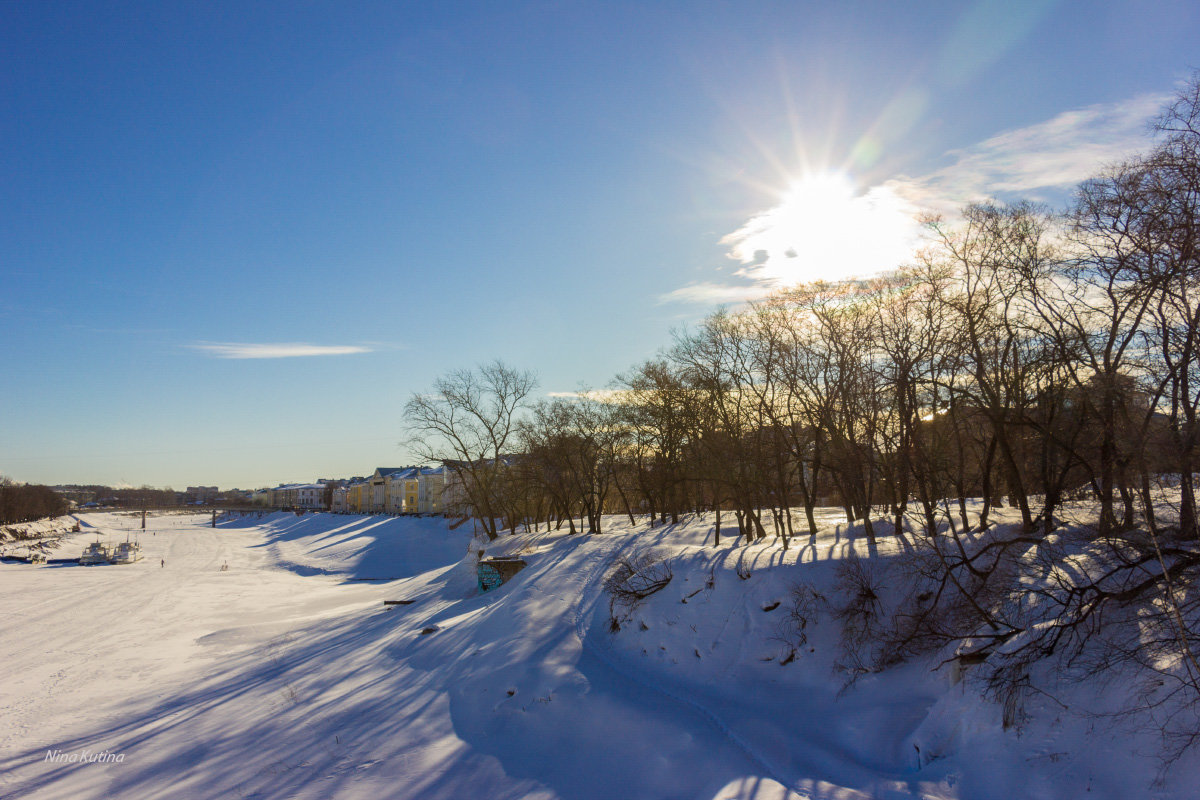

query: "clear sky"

left=2, top=0, right=1197, bottom=489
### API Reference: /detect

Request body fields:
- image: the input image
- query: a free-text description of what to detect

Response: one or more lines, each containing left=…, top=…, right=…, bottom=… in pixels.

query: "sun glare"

left=782, top=172, right=858, bottom=210
left=722, top=170, right=924, bottom=289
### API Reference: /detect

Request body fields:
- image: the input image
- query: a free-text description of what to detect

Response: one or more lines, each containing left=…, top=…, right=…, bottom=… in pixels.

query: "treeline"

left=412, top=78, right=1200, bottom=548
left=56, top=485, right=182, bottom=508
left=0, top=482, right=68, bottom=525
left=100, top=487, right=180, bottom=508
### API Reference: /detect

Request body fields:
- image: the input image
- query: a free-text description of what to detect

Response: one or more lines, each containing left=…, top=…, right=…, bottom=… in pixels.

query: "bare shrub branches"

left=605, top=553, right=673, bottom=631
left=818, top=516, right=1200, bottom=757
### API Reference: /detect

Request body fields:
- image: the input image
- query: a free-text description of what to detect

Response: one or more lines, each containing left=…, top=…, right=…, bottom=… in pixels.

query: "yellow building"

left=383, top=467, right=421, bottom=513
left=337, top=467, right=445, bottom=515
left=404, top=475, right=420, bottom=512
left=346, top=480, right=367, bottom=513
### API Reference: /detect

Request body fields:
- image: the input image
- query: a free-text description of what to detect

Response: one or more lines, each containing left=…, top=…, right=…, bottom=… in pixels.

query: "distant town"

left=49, top=465, right=453, bottom=516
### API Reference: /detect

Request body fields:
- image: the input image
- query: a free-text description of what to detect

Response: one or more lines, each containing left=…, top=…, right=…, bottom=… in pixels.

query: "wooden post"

left=142, top=509, right=146, bottom=530
left=212, top=509, right=217, bottom=528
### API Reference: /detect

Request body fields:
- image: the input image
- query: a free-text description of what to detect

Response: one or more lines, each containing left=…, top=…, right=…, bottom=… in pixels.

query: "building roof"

left=372, top=467, right=409, bottom=478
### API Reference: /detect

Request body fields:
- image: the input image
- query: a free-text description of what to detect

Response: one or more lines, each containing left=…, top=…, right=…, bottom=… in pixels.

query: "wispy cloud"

left=663, top=92, right=1168, bottom=305
left=357, top=340, right=409, bottom=352
left=657, top=282, right=774, bottom=306
left=546, top=389, right=630, bottom=402
left=896, top=92, right=1169, bottom=212
left=189, top=342, right=373, bottom=359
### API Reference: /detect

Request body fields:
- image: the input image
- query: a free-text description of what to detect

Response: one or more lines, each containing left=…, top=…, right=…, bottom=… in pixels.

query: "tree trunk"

left=996, top=431, right=1034, bottom=530
left=713, top=490, right=722, bottom=548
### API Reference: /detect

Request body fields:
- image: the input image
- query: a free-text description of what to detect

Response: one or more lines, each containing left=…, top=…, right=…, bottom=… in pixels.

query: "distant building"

left=185, top=486, right=219, bottom=504
left=259, top=466, right=447, bottom=515
left=367, top=468, right=410, bottom=513
left=269, top=483, right=327, bottom=510
left=330, top=484, right=349, bottom=512
left=346, top=479, right=368, bottom=513
left=416, top=466, right=445, bottom=514
left=384, top=468, right=417, bottom=514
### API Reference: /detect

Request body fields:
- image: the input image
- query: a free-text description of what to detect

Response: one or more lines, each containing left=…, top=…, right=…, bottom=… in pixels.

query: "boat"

left=80, top=541, right=112, bottom=565
left=110, top=540, right=143, bottom=564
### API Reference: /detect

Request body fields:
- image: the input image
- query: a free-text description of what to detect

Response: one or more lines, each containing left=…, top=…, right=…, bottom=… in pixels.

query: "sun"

left=722, top=170, right=923, bottom=288
left=776, top=172, right=861, bottom=251
left=781, top=172, right=858, bottom=212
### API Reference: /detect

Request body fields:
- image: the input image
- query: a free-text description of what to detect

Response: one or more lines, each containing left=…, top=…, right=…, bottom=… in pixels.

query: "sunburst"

left=723, top=170, right=924, bottom=289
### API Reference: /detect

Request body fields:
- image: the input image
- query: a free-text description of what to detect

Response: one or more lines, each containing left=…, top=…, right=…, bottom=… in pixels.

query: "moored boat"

left=110, top=541, right=143, bottom=564
left=80, top=541, right=112, bottom=565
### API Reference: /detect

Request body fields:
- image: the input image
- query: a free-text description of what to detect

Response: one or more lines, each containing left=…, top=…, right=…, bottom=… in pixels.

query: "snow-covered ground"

left=0, top=515, right=78, bottom=548
left=0, top=509, right=1195, bottom=799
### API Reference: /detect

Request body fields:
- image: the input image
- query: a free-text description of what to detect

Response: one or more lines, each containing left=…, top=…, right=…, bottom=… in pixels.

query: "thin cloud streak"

left=546, top=389, right=630, bottom=402
left=658, top=282, right=774, bottom=306
left=189, top=342, right=373, bottom=359
left=663, top=92, right=1168, bottom=305
left=892, top=92, right=1170, bottom=213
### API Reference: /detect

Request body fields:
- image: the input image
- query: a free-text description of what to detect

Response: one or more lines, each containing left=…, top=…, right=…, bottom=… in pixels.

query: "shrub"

left=605, top=553, right=673, bottom=631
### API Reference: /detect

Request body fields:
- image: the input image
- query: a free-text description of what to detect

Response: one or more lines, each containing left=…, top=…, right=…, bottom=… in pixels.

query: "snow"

left=0, top=509, right=1196, bottom=799
left=0, top=514, right=78, bottom=544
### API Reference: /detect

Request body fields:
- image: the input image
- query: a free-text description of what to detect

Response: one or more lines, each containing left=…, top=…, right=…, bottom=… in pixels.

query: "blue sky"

left=2, top=0, right=1197, bottom=489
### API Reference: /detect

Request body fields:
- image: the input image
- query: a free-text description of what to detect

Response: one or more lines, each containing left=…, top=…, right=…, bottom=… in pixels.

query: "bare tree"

left=404, top=360, right=537, bottom=539
left=615, top=359, right=695, bottom=528
left=1139, top=78, right=1200, bottom=542
left=805, top=281, right=887, bottom=545
left=928, top=204, right=1051, bottom=531
left=519, top=394, right=627, bottom=533
left=672, top=311, right=773, bottom=544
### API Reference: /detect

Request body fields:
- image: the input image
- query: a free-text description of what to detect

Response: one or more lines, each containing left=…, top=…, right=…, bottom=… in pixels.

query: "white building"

left=330, top=484, right=349, bottom=513
left=416, top=466, right=446, bottom=514
left=270, top=483, right=328, bottom=510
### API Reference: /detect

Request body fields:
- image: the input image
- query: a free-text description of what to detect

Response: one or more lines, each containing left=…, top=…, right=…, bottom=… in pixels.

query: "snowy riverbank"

left=0, top=509, right=1195, bottom=799
left=0, top=514, right=79, bottom=543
